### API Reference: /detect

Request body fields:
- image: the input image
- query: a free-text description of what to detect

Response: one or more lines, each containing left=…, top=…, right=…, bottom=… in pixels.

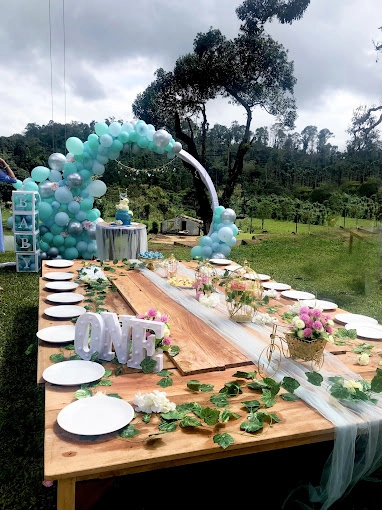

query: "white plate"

left=44, top=305, right=86, bottom=319
left=281, top=290, right=315, bottom=300
left=345, top=322, right=382, bottom=340
left=334, top=313, right=378, bottom=325
left=36, top=325, right=76, bottom=343
left=44, top=272, right=74, bottom=281
left=57, top=394, right=134, bottom=435
left=43, top=360, right=105, bottom=386
left=46, top=293, right=84, bottom=305
left=45, top=281, right=79, bottom=291
left=225, top=264, right=241, bottom=271
left=209, top=258, right=232, bottom=265
left=301, top=299, right=338, bottom=311
left=45, top=259, right=74, bottom=268
left=262, top=282, right=291, bottom=291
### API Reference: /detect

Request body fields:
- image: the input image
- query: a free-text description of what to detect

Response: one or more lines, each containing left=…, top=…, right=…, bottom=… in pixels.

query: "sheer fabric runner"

left=143, top=263, right=382, bottom=509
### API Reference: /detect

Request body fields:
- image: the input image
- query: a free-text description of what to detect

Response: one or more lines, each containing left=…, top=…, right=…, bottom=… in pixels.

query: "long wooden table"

left=39, top=260, right=381, bottom=509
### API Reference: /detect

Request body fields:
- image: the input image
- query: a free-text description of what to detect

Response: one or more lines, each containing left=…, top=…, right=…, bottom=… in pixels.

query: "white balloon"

left=153, top=129, right=171, bottom=149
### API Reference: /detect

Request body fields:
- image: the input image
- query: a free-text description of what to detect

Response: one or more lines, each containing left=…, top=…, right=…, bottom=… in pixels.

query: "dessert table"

left=95, top=221, right=148, bottom=261
left=38, top=260, right=382, bottom=510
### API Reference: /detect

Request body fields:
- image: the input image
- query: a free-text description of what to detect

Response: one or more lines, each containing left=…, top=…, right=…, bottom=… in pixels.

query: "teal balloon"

left=109, top=121, right=122, bottom=137
left=100, top=134, right=113, bottom=148
left=55, top=187, right=73, bottom=204
left=87, top=242, right=97, bottom=254
left=50, top=224, right=63, bottom=235
left=118, top=131, right=129, bottom=144
left=228, top=224, right=239, bottom=236
left=79, top=169, right=92, bottom=181
left=24, top=181, right=39, bottom=191
left=42, top=232, right=54, bottom=243
left=92, top=161, right=105, bottom=176
left=6, top=216, right=13, bottom=228
left=200, top=236, right=212, bottom=247
left=64, top=235, right=77, bottom=247
left=88, top=133, right=100, bottom=149
left=64, top=247, right=78, bottom=260
left=111, top=139, right=123, bottom=152
left=39, top=202, right=53, bottom=221
left=40, top=241, right=49, bottom=252
left=66, top=137, right=84, bottom=156
left=129, top=131, right=139, bottom=142
left=190, top=245, right=203, bottom=259
left=75, top=210, right=87, bottom=222
left=48, top=169, right=62, bottom=182
left=80, top=198, right=93, bottom=211
left=76, top=241, right=88, bottom=253
left=86, top=210, right=98, bottom=221
left=31, top=166, right=50, bottom=182
left=137, top=136, right=149, bottom=149
left=13, top=179, right=23, bottom=190
left=68, top=200, right=80, bottom=214
left=55, top=212, right=69, bottom=226
left=94, top=122, right=109, bottom=136
left=52, top=234, right=65, bottom=247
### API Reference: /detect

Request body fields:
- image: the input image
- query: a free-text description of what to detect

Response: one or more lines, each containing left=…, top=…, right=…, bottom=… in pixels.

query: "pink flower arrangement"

left=286, top=306, right=335, bottom=342
left=136, top=308, right=172, bottom=350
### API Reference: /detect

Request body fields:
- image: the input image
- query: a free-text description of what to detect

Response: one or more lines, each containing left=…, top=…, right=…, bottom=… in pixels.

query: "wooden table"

left=39, top=260, right=381, bottom=509
left=95, top=221, right=148, bottom=261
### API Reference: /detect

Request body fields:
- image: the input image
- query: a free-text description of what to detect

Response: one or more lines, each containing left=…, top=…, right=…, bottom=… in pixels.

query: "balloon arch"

left=10, top=120, right=238, bottom=260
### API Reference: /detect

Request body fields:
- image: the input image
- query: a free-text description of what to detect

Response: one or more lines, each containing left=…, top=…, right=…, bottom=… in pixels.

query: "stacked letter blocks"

left=12, top=191, right=41, bottom=272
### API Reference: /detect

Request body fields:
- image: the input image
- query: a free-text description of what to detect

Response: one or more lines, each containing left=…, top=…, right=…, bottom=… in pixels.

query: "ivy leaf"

left=161, top=410, right=185, bottom=421
left=306, top=372, right=323, bottom=386
left=232, top=370, right=257, bottom=379
left=103, top=369, right=113, bottom=378
left=158, top=421, right=177, bottom=432
left=179, top=416, right=202, bottom=428
left=220, top=381, right=243, bottom=396
left=330, top=384, right=350, bottom=400
left=119, top=424, right=140, bottom=438
left=200, top=383, right=214, bottom=392
left=241, top=399, right=261, bottom=411
left=176, top=402, right=200, bottom=414
left=262, top=377, right=281, bottom=397
left=281, top=376, right=300, bottom=393
left=187, top=379, right=201, bottom=391
left=281, top=393, right=299, bottom=401
left=213, top=433, right=234, bottom=449
left=247, top=380, right=269, bottom=391
left=157, top=370, right=173, bottom=377
left=260, top=388, right=275, bottom=408
left=74, top=389, right=92, bottom=399
left=69, top=354, right=82, bottom=361
left=257, top=411, right=281, bottom=424
left=201, top=407, right=220, bottom=426
left=220, top=409, right=241, bottom=422
left=97, top=379, right=112, bottom=386
left=241, top=419, right=263, bottom=433
left=210, top=394, right=230, bottom=407
left=63, top=344, right=75, bottom=350
left=106, top=393, right=121, bottom=399
left=157, top=377, right=173, bottom=388
left=142, top=413, right=151, bottom=424
left=49, top=353, right=65, bottom=363
left=140, top=356, right=157, bottom=373
left=371, top=372, right=382, bottom=393
left=168, top=345, right=180, bottom=357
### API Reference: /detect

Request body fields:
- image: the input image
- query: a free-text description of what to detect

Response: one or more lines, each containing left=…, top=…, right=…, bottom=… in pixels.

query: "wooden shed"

left=161, top=214, right=203, bottom=236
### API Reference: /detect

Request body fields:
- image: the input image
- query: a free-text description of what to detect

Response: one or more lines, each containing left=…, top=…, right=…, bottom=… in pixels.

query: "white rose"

left=327, top=319, right=334, bottom=326
left=358, top=353, right=370, bottom=366
left=163, top=325, right=170, bottom=338
left=294, top=318, right=305, bottom=329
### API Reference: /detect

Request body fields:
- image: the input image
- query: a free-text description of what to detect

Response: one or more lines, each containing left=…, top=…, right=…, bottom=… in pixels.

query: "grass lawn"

left=1, top=227, right=382, bottom=509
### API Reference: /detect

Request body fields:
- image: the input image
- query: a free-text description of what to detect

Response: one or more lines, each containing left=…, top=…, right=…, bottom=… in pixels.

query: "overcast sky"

left=0, top=0, right=381, bottom=151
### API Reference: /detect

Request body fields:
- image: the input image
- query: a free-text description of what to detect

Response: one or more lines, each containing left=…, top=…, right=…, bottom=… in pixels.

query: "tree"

left=133, top=0, right=311, bottom=226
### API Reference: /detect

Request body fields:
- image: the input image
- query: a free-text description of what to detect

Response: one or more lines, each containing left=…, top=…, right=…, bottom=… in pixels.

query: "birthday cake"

left=115, top=197, right=133, bottom=225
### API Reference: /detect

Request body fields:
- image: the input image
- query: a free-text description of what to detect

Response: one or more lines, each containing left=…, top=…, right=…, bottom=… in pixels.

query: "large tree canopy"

left=133, top=0, right=310, bottom=227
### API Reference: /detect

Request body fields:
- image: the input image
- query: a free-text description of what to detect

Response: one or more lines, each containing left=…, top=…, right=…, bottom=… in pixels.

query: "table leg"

left=57, top=478, right=76, bottom=510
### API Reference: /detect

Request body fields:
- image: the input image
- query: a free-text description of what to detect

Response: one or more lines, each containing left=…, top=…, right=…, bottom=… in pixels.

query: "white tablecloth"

left=95, top=222, right=148, bottom=261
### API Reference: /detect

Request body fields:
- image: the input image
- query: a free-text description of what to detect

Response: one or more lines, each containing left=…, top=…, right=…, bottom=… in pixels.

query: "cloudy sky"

left=0, top=0, right=381, bottom=151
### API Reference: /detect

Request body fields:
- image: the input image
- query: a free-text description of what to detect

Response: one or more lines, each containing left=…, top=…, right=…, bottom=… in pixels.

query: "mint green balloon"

left=111, top=139, right=123, bottom=152
left=50, top=224, right=63, bottom=235
left=39, top=202, right=53, bottom=221
left=13, top=179, right=23, bottom=190
left=94, top=122, right=109, bottom=136
left=66, top=137, right=84, bottom=156
left=86, top=209, right=98, bottom=221
left=63, top=162, right=77, bottom=177
left=31, top=166, right=50, bottom=182
left=24, top=181, right=39, bottom=191
left=118, top=131, right=129, bottom=144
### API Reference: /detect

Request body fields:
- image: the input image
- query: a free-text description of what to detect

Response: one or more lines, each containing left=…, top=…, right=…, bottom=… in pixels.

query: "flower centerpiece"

left=136, top=308, right=172, bottom=352
left=221, top=260, right=263, bottom=322
left=284, top=305, right=334, bottom=366
left=193, top=260, right=218, bottom=300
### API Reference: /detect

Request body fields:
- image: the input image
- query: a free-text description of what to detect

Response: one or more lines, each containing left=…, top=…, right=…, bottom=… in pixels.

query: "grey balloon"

left=66, top=172, right=83, bottom=188
left=220, top=208, right=236, bottom=223
left=86, top=223, right=97, bottom=240
left=48, top=152, right=67, bottom=171
left=67, top=221, right=83, bottom=236
left=38, top=181, right=55, bottom=198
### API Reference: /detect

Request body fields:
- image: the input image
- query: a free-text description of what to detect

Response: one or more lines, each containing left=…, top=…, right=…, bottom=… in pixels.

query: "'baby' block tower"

left=12, top=191, right=41, bottom=272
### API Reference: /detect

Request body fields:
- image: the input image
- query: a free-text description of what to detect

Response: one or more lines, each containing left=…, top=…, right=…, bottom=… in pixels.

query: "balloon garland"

left=9, top=119, right=238, bottom=261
